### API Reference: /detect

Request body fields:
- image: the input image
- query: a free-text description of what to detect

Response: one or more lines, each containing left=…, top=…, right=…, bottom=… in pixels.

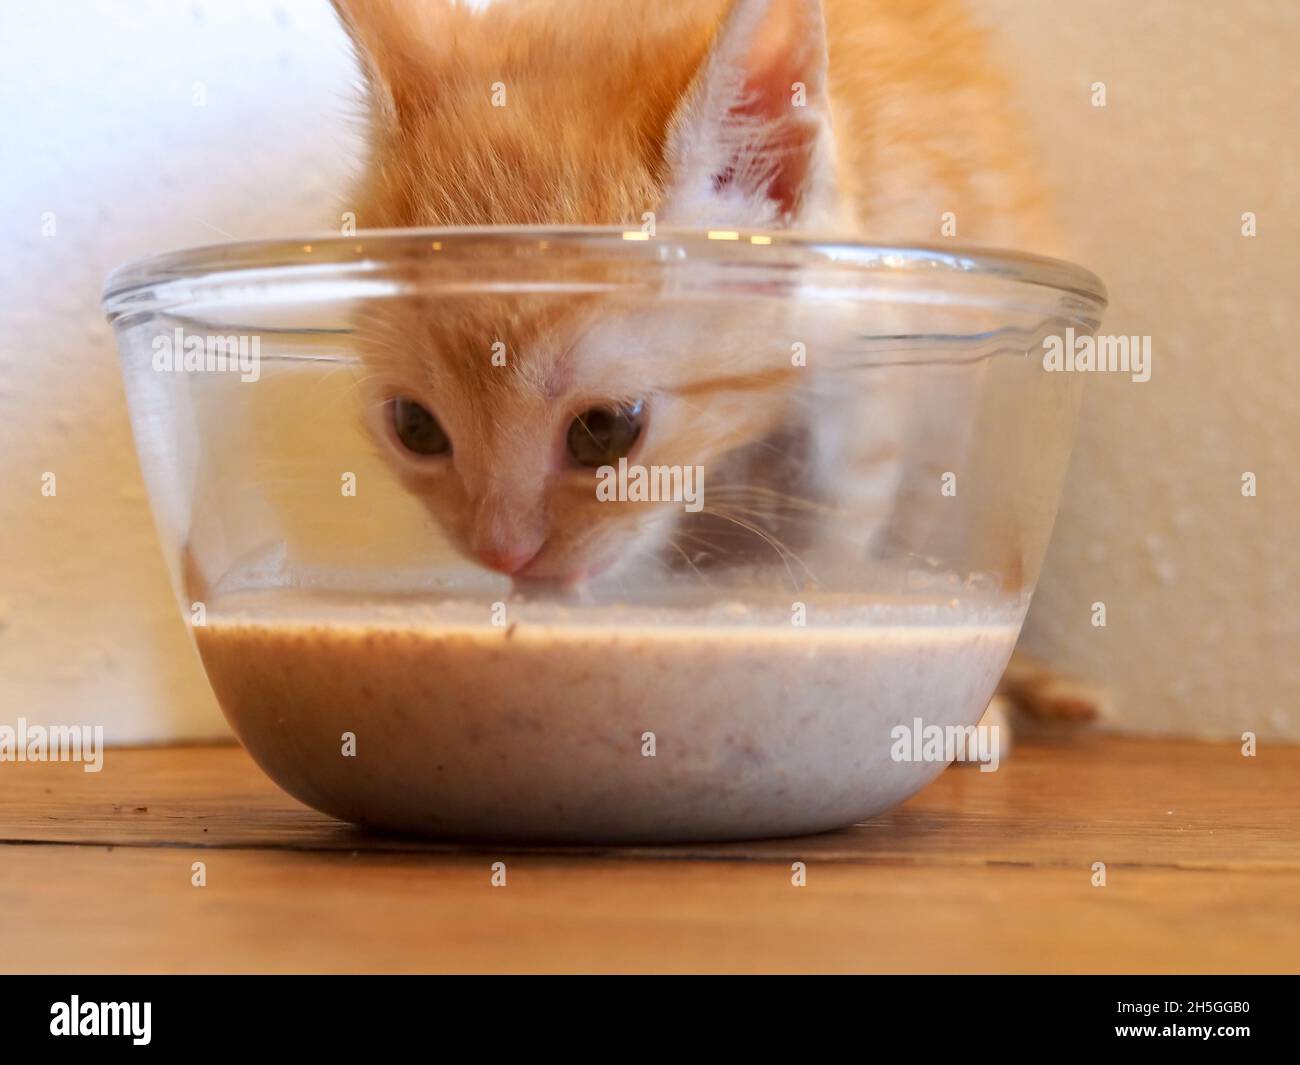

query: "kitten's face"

left=358, top=292, right=793, bottom=582
left=336, top=0, right=836, bottom=580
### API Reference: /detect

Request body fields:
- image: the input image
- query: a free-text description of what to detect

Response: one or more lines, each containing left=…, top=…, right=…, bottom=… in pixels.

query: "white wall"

left=0, top=1, right=360, bottom=741
left=981, top=0, right=1300, bottom=740
left=2, top=1, right=1296, bottom=742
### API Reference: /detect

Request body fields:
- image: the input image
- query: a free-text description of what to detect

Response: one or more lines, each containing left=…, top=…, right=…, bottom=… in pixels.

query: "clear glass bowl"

left=103, top=227, right=1106, bottom=842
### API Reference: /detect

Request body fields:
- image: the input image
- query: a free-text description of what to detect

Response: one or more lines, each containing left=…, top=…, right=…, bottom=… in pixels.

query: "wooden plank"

left=1, top=844, right=1296, bottom=974
left=1, top=737, right=1297, bottom=869
left=3, top=737, right=1297, bottom=972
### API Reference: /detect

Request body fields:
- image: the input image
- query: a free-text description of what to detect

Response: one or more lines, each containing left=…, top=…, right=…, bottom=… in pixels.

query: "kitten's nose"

left=471, top=496, right=545, bottom=575
left=475, top=543, right=540, bottom=575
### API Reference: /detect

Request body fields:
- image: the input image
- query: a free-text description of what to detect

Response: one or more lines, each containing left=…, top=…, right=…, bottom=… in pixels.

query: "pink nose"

left=475, top=544, right=539, bottom=575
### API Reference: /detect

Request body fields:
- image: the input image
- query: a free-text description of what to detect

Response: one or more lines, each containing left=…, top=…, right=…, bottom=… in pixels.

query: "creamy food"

left=193, top=594, right=1018, bottom=842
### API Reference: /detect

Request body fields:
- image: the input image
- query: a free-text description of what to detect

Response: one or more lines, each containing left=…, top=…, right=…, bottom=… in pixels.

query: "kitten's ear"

left=332, top=0, right=444, bottom=131
left=660, top=0, right=834, bottom=228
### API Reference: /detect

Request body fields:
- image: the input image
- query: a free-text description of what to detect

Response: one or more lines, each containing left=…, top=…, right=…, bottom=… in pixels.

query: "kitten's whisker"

left=664, top=537, right=709, bottom=585
left=700, top=505, right=815, bottom=590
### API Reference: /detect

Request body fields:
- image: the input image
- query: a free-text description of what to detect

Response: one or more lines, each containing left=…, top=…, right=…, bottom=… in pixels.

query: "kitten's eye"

left=567, top=401, right=646, bottom=468
left=391, top=398, right=451, bottom=457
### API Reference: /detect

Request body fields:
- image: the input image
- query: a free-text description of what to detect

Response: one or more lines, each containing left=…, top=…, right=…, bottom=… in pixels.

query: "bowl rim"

left=101, top=224, right=1107, bottom=316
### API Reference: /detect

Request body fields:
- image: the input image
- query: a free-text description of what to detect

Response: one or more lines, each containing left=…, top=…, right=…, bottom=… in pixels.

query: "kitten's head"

left=335, top=0, right=837, bottom=581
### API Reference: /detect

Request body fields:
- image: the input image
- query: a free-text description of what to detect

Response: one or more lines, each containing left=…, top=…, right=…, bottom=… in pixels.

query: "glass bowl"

left=103, top=227, right=1106, bottom=842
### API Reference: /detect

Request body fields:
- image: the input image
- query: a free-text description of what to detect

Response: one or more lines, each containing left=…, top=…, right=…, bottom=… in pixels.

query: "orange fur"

left=335, top=0, right=1057, bottom=249
left=332, top=0, right=1057, bottom=582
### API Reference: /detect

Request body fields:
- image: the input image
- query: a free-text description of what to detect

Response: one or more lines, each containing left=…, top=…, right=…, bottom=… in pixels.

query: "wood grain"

left=1, top=736, right=1297, bottom=972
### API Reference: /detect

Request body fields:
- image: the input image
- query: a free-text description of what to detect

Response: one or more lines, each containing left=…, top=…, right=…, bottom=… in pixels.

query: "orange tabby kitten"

left=333, top=0, right=1058, bottom=574
left=332, top=0, right=1098, bottom=726
left=336, top=0, right=1054, bottom=244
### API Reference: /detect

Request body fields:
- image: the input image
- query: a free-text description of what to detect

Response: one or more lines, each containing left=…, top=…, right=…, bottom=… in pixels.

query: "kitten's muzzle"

left=475, top=544, right=541, bottom=576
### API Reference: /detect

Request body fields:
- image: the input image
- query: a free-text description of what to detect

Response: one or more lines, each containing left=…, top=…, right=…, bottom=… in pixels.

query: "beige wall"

left=981, top=0, right=1300, bottom=738
left=1, top=1, right=1295, bottom=742
left=0, top=1, right=357, bottom=742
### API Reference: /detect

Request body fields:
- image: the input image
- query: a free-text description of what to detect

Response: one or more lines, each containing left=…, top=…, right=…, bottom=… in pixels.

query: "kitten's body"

left=341, top=0, right=1055, bottom=248
left=333, top=0, right=1100, bottom=728
left=335, top=0, right=1059, bottom=582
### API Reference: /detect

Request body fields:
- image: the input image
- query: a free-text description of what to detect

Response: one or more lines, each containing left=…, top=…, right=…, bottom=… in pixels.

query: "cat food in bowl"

left=103, top=228, right=1105, bottom=842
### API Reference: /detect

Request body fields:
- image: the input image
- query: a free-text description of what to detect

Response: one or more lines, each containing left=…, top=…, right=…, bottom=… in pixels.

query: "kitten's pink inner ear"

left=662, top=0, right=831, bottom=226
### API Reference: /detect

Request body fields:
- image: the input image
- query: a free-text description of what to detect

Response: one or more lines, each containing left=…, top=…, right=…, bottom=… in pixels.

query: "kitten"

left=332, top=0, right=1058, bottom=588
left=332, top=0, right=1104, bottom=734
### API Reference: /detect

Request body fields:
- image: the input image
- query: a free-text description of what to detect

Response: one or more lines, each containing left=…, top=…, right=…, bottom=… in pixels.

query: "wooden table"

left=1, top=735, right=1296, bottom=973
